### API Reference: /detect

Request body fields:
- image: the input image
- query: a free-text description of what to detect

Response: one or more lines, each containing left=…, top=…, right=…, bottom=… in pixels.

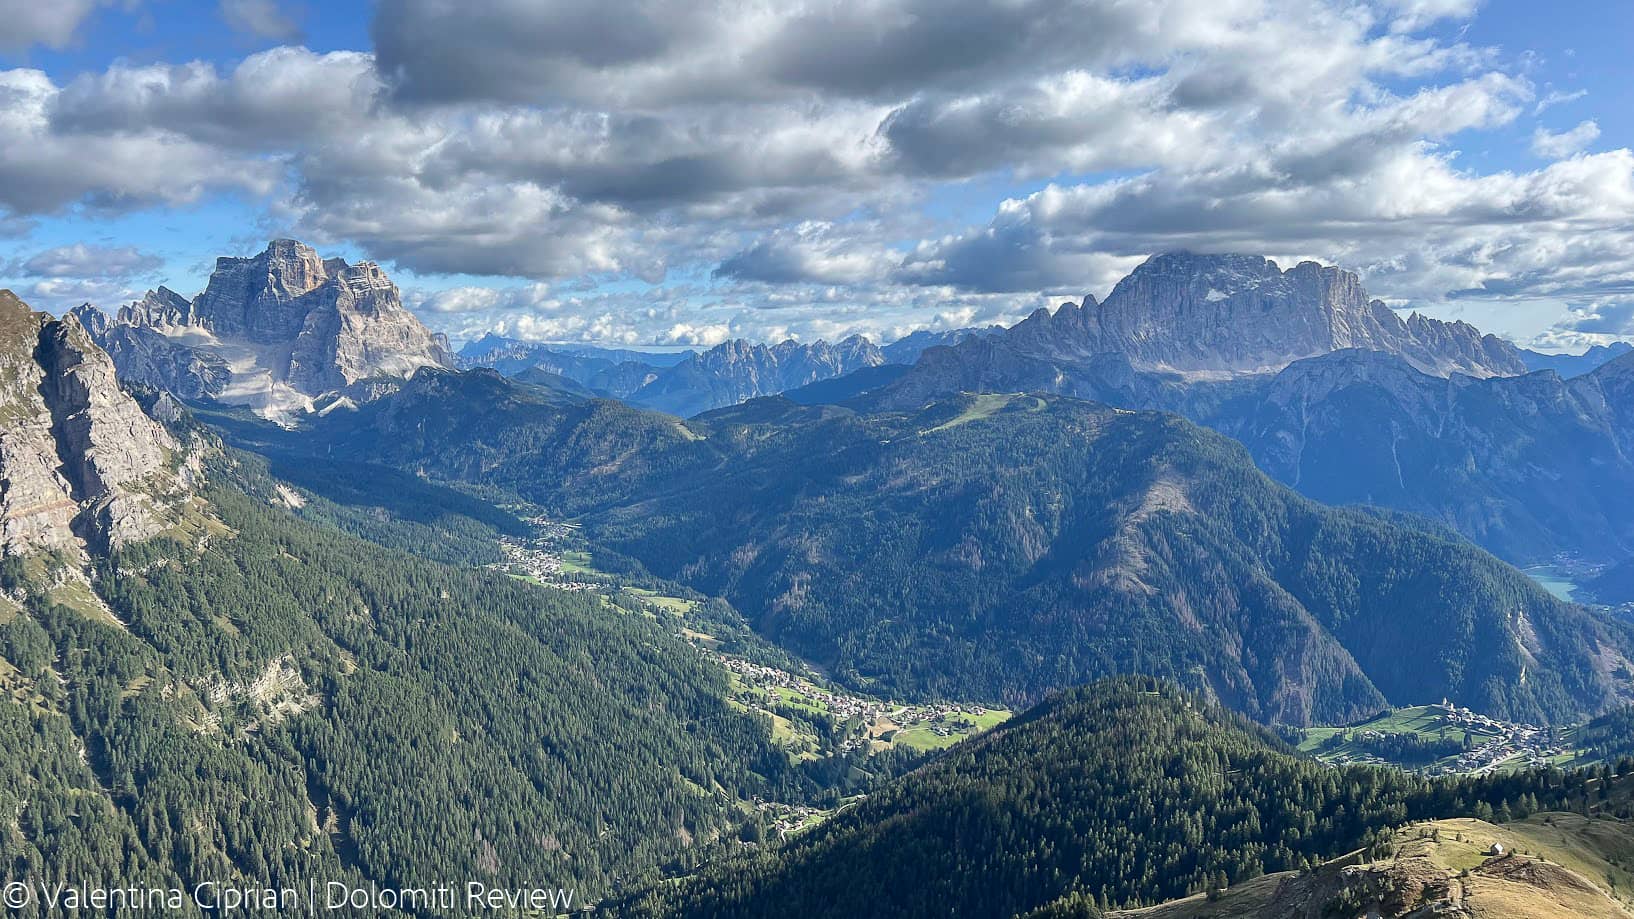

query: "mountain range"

left=7, top=234, right=1634, bottom=918
left=867, top=253, right=1634, bottom=565
left=0, top=288, right=850, bottom=908
left=1520, top=341, right=1634, bottom=378
left=458, top=327, right=998, bottom=417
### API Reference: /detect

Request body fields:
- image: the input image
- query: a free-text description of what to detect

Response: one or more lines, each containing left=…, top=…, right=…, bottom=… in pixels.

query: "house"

left=1487, top=843, right=1505, bottom=857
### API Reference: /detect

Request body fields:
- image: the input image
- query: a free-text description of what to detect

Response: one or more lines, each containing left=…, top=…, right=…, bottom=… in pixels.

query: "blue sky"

left=1, top=0, right=1631, bottom=349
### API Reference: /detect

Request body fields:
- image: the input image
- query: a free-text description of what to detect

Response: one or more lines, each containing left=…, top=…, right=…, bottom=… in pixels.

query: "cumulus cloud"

left=1532, top=120, right=1600, bottom=159
left=0, top=68, right=278, bottom=215
left=3, top=0, right=1629, bottom=346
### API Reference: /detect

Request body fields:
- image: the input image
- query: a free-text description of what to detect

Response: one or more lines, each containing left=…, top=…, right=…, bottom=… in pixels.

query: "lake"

left=1523, top=565, right=1579, bottom=602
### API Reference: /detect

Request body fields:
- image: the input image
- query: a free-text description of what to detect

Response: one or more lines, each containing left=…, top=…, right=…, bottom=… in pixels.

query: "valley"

left=480, top=510, right=1015, bottom=761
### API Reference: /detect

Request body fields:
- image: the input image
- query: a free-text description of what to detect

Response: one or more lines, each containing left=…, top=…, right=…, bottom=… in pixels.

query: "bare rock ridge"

left=79, top=239, right=454, bottom=421
left=0, top=290, right=184, bottom=555
left=1005, top=252, right=1526, bottom=378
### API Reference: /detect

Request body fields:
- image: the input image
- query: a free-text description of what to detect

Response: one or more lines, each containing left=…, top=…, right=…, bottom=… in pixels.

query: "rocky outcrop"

left=629, top=335, right=886, bottom=416
left=74, top=305, right=232, bottom=401
left=116, top=286, right=193, bottom=328
left=89, top=240, right=454, bottom=421
left=0, top=291, right=184, bottom=555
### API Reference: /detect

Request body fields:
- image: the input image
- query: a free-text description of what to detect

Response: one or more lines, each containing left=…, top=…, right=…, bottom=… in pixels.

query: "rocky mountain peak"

left=0, top=291, right=186, bottom=556
left=68, top=302, right=109, bottom=337
left=1013, top=251, right=1528, bottom=378
left=117, top=286, right=192, bottom=328
left=89, top=240, right=455, bottom=421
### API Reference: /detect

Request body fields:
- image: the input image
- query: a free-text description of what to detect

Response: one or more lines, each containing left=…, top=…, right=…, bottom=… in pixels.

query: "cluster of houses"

left=488, top=517, right=598, bottom=590
left=715, top=655, right=891, bottom=725
left=712, top=655, right=994, bottom=753
left=1426, top=701, right=1569, bottom=775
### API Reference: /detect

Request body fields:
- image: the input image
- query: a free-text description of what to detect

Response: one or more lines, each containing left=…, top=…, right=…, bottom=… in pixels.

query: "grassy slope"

left=1106, top=814, right=1634, bottom=919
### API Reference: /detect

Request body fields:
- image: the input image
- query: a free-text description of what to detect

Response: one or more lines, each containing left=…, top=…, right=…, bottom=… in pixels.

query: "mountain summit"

left=1004, top=252, right=1525, bottom=378
left=80, top=240, right=454, bottom=421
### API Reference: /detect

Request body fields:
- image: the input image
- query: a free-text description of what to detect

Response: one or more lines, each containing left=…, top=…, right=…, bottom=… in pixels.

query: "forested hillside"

left=261, top=372, right=1634, bottom=725
left=618, top=678, right=1604, bottom=919
left=0, top=447, right=823, bottom=913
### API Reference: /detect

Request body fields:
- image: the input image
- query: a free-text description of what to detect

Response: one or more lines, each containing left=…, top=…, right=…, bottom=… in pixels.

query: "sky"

left=0, top=0, right=1630, bottom=351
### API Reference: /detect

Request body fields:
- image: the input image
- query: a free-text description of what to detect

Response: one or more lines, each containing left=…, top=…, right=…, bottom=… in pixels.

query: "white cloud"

left=0, top=68, right=278, bottom=215
left=0, top=0, right=1627, bottom=347
left=1532, top=120, right=1600, bottom=159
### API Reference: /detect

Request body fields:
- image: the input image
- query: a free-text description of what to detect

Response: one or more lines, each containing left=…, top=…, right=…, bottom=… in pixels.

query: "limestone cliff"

left=0, top=291, right=184, bottom=555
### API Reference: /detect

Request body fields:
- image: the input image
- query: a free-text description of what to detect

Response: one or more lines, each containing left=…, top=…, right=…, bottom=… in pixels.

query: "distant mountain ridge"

left=1520, top=341, right=1634, bottom=378
left=78, top=240, right=454, bottom=421
left=457, top=335, right=691, bottom=397
left=626, top=336, right=887, bottom=416
left=459, top=328, right=1000, bottom=416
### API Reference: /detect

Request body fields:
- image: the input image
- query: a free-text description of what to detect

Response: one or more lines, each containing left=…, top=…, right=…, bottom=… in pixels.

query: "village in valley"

left=489, top=515, right=601, bottom=590
left=493, top=515, right=1616, bottom=806
left=488, top=514, right=1013, bottom=764
left=1299, top=700, right=1581, bottom=776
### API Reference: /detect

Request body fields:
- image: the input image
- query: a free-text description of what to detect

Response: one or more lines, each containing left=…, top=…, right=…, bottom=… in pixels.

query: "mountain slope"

left=583, top=393, right=1633, bottom=722
left=1, top=291, right=188, bottom=555
left=270, top=371, right=1634, bottom=725
left=1204, top=349, right=1634, bottom=564
left=618, top=678, right=1604, bottom=919
left=0, top=311, right=836, bottom=907
left=1061, top=814, right=1634, bottom=919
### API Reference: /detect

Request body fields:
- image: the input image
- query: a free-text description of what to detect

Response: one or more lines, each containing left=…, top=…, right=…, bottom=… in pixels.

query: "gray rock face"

left=74, top=306, right=232, bottom=401
left=91, top=240, right=454, bottom=420
left=629, top=335, right=886, bottom=416
left=990, top=253, right=1526, bottom=378
left=0, top=291, right=183, bottom=555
